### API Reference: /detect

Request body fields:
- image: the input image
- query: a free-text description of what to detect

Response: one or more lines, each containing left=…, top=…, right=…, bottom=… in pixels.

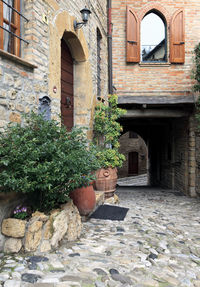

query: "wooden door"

left=128, top=152, right=138, bottom=175
left=61, top=39, right=74, bottom=131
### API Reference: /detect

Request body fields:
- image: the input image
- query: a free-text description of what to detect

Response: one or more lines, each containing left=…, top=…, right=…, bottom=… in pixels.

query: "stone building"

left=118, top=131, right=148, bottom=178
left=0, top=0, right=108, bottom=250
left=111, top=0, right=200, bottom=196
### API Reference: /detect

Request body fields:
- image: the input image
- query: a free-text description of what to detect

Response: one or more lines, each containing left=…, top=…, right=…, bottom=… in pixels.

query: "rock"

left=2, top=218, right=26, bottom=238
left=68, top=253, right=80, bottom=257
left=24, top=221, right=43, bottom=252
left=43, top=220, right=53, bottom=240
left=4, top=280, right=21, bottom=287
left=0, top=273, right=10, bottom=281
left=4, top=238, right=22, bottom=253
left=14, top=266, right=26, bottom=272
left=95, top=281, right=106, bottom=287
left=40, top=240, right=51, bottom=253
left=28, top=256, right=49, bottom=264
left=50, top=210, right=69, bottom=248
left=194, top=280, right=200, bottom=287
left=21, top=273, right=42, bottom=284
left=93, top=268, right=107, bottom=276
left=105, top=194, right=119, bottom=204
left=50, top=260, right=64, bottom=269
left=31, top=211, right=48, bottom=222
left=111, top=274, right=133, bottom=285
left=62, top=201, right=82, bottom=241
left=27, top=221, right=43, bottom=233
left=109, top=269, right=119, bottom=275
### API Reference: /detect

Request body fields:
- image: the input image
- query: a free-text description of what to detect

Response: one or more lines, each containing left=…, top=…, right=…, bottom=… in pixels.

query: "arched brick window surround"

left=138, top=2, right=170, bottom=26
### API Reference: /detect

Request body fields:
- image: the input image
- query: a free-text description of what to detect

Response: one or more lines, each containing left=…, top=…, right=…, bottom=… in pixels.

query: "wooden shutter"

left=126, top=6, right=140, bottom=63
left=14, top=0, right=21, bottom=56
left=170, top=9, right=185, bottom=63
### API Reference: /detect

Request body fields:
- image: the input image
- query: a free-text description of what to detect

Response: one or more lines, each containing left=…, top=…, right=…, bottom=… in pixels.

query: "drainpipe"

left=107, top=0, right=113, bottom=95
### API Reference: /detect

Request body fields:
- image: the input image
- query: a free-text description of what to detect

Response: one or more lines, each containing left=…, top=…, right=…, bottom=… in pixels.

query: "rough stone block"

left=40, top=240, right=51, bottom=253
left=2, top=218, right=26, bottom=238
left=4, top=238, right=22, bottom=253
left=25, top=221, right=43, bottom=252
left=9, top=112, right=21, bottom=123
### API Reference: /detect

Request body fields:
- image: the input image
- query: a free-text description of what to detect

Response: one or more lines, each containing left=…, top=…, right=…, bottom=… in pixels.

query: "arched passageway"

left=118, top=108, right=194, bottom=195
left=118, top=131, right=148, bottom=179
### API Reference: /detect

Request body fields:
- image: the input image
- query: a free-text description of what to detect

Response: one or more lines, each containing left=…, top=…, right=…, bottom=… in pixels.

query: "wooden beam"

left=118, top=94, right=196, bottom=105
left=122, top=109, right=191, bottom=118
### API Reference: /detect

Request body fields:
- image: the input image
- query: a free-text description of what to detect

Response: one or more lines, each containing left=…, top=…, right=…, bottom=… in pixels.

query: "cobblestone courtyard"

left=1, top=184, right=200, bottom=286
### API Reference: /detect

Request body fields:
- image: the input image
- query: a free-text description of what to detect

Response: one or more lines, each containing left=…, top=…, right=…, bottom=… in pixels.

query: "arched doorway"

left=128, top=151, right=139, bottom=175
left=61, top=38, right=74, bottom=131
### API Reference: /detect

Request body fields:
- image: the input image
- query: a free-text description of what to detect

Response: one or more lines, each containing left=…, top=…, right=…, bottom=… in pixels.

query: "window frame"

left=0, top=0, right=29, bottom=57
left=126, top=6, right=185, bottom=64
left=141, top=10, right=167, bottom=63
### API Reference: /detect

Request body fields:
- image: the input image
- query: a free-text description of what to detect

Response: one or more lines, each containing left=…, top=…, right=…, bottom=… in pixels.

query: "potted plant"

left=93, top=94, right=126, bottom=198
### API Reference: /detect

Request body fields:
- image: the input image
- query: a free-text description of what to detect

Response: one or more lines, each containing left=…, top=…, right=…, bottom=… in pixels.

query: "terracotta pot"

left=70, top=184, right=96, bottom=216
left=94, top=167, right=118, bottom=198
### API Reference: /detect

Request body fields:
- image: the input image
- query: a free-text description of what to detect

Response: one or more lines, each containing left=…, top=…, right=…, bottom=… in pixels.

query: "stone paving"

left=1, top=186, right=200, bottom=287
left=117, top=174, right=148, bottom=186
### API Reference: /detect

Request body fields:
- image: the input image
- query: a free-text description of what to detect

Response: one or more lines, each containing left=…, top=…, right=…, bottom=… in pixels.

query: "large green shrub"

left=0, top=113, right=99, bottom=212
left=93, top=94, right=126, bottom=168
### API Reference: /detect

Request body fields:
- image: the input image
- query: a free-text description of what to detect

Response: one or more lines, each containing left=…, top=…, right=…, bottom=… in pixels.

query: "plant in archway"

left=93, top=94, right=126, bottom=197
left=0, top=113, right=100, bottom=212
left=93, top=94, right=126, bottom=168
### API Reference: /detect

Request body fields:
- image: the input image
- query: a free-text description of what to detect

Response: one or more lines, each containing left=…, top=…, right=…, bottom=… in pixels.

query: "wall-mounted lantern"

left=74, top=7, right=91, bottom=30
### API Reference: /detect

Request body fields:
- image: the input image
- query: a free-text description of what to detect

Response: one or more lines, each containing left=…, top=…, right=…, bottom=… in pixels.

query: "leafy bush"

left=0, top=113, right=100, bottom=212
left=93, top=94, right=126, bottom=168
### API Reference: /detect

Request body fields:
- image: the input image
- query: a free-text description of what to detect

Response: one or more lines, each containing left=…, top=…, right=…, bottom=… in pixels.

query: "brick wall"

left=112, top=0, right=200, bottom=96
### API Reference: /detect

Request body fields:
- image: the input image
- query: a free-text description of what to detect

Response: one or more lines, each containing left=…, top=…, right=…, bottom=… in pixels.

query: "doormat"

left=90, top=205, right=129, bottom=221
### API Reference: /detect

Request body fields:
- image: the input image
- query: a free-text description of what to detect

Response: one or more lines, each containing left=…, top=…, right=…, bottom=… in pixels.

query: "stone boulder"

left=24, top=221, right=43, bottom=252
left=2, top=218, right=26, bottom=238
left=62, top=201, right=82, bottom=241
left=4, top=238, right=22, bottom=253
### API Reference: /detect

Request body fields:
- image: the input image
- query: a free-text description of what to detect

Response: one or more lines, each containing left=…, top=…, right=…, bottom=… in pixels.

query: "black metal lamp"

left=74, top=7, right=91, bottom=30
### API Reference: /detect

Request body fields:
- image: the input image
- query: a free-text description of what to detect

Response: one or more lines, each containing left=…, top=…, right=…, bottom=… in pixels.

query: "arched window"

left=126, top=6, right=185, bottom=64
left=141, top=12, right=166, bottom=62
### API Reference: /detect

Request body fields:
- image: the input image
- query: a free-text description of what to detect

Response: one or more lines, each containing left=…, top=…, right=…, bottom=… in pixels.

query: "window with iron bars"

left=0, top=0, right=29, bottom=57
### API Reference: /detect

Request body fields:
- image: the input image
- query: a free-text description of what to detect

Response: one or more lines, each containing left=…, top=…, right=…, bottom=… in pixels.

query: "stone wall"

left=118, top=132, right=148, bottom=178
left=0, top=0, right=108, bottom=129
left=1, top=201, right=82, bottom=254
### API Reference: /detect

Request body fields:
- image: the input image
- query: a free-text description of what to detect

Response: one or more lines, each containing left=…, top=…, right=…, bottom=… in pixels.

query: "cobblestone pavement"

left=1, top=186, right=200, bottom=287
left=117, top=174, right=148, bottom=186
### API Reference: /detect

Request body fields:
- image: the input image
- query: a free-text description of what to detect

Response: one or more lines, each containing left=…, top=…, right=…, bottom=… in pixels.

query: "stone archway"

left=49, top=11, right=95, bottom=136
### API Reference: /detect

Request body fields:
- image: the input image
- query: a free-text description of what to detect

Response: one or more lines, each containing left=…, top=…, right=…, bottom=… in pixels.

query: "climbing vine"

left=93, top=94, right=127, bottom=168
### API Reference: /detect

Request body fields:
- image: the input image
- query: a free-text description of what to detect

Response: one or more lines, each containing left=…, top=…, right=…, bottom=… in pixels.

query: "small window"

left=141, top=12, right=166, bottom=62
left=0, top=0, right=29, bottom=57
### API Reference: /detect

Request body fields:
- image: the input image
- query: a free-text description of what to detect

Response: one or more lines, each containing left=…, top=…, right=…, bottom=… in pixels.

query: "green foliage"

left=0, top=113, right=100, bottom=212
left=93, top=94, right=126, bottom=168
